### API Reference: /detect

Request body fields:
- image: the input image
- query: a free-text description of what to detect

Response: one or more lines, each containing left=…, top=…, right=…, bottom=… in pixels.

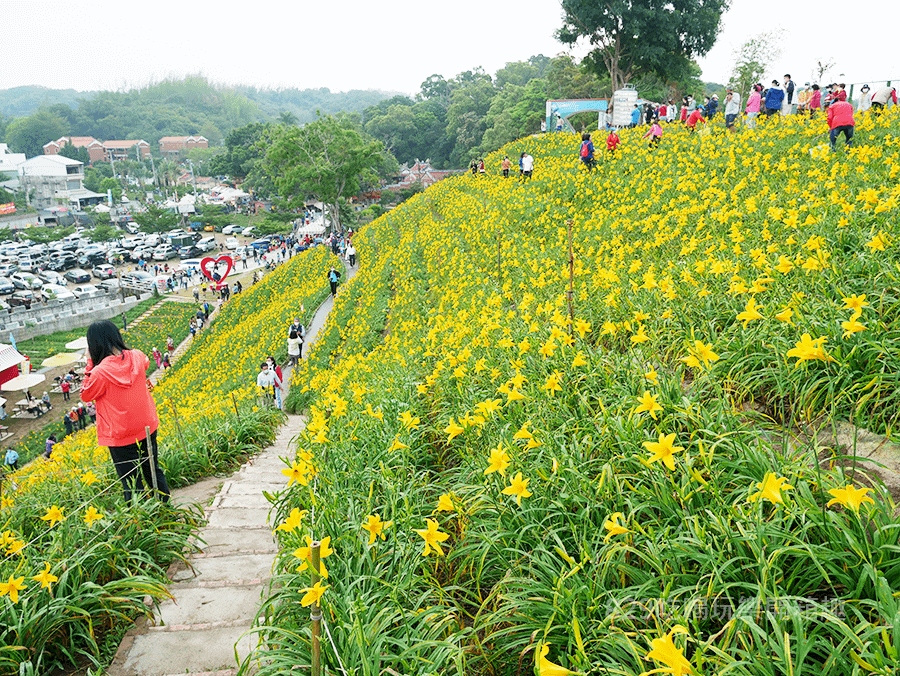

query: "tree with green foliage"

left=132, top=202, right=179, bottom=234
left=557, top=0, right=728, bottom=93
left=88, top=224, right=119, bottom=242
left=4, top=108, right=69, bottom=157
left=256, top=211, right=296, bottom=236
left=265, top=115, right=387, bottom=232
left=728, top=30, right=784, bottom=98
left=59, top=140, right=90, bottom=165
left=194, top=204, right=231, bottom=231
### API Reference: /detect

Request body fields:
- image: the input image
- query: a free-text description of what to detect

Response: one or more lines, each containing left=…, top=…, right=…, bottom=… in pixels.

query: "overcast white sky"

left=3, top=0, right=895, bottom=96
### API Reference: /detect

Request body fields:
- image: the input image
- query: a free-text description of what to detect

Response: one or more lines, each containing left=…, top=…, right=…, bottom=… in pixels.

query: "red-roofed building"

left=103, top=140, right=151, bottom=161
left=159, top=136, right=209, bottom=157
left=383, top=159, right=459, bottom=192
left=43, top=136, right=106, bottom=163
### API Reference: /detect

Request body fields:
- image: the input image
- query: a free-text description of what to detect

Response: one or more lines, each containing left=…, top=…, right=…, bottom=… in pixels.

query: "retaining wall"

left=1, top=290, right=155, bottom=342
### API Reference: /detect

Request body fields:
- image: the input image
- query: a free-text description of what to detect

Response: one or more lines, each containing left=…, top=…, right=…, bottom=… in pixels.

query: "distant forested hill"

left=0, top=85, right=100, bottom=118
left=0, top=77, right=400, bottom=155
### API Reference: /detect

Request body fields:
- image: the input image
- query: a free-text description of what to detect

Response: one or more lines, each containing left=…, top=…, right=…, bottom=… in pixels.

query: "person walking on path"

left=579, top=133, right=595, bottom=172
left=256, top=361, right=277, bottom=408
left=501, top=155, right=511, bottom=178
left=61, top=378, right=71, bottom=402
left=80, top=320, right=170, bottom=503
left=267, top=356, right=284, bottom=410
left=288, top=330, right=302, bottom=366
left=826, top=98, right=855, bottom=152
left=347, top=242, right=357, bottom=267
left=328, top=266, right=341, bottom=297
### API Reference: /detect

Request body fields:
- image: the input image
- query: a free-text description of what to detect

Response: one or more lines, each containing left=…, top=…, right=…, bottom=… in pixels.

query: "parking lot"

left=0, top=227, right=273, bottom=309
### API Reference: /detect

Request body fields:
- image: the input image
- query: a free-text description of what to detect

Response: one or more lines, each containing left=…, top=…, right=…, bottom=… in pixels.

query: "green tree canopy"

left=265, top=115, right=388, bottom=232
left=558, top=0, right=729, bottom=92
left=5, top=108, right=69, bottom=157
left=132, top=202, right=179, bottom=233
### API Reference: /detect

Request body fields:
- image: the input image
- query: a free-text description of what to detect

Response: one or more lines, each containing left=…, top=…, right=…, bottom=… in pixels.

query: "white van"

left=197, top=237, right=217, bottom=253
left=17, top=254, right=37, bottom=272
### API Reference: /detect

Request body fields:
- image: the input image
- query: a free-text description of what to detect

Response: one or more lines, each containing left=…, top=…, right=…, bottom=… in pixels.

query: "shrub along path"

left=107, top=261, right=355, bottom=676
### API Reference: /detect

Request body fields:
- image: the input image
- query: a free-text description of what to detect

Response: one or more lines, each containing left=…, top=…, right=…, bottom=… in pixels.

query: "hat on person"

left=861, top=84, right=870, bottom=91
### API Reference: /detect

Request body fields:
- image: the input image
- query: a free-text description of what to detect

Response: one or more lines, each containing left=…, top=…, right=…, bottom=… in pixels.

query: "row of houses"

left=43, top=135, right=209, bottom=163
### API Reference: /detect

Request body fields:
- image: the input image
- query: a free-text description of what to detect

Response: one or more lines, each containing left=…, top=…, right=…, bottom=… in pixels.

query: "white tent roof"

left=0, top=343, right=27, bottom=371
left=296, top=222, right=326, bottom=235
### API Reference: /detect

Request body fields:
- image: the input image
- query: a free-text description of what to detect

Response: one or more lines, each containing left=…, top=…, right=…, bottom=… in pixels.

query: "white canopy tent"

left=2, top=373, right=46, bottom=392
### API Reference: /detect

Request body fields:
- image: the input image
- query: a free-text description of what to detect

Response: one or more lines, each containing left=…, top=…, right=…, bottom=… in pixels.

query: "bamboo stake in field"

left=231, top=392, right=241, bottom=420
left=144, top=425, right=159, bottom=495
left=566, top=219, right=575, bottom=336
left=310, top=540, right=322, bottom=676
left=168, top=399, right=187, bottom=454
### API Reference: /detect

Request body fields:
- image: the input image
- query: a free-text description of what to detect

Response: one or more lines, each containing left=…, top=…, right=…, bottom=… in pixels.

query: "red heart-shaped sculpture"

left=200, top=255, right=234, bottom=290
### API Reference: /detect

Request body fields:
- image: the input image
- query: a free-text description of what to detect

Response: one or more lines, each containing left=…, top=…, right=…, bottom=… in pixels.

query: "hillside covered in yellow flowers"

left=259, top=110, right=900, bottom=676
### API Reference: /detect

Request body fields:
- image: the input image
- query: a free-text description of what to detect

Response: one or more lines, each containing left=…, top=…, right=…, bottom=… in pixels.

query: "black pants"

left=349, top=254, right=356, bottom=266
left=108, top=430, right=170, bottom=503
left=330, top=281, right=338, bottom=296
left=830, top=125, right=854, bottom=149
left=63, top=390, right=70, bottom=401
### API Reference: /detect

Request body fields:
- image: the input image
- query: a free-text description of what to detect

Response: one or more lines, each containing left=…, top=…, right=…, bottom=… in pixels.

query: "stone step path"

left=108, top=259, right=356, bottom=676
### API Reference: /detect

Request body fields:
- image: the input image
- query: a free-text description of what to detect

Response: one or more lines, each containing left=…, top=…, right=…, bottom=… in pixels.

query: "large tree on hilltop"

left=265, top=115, right=386, bottom=232
left=557, top=0, right=729, bottom=93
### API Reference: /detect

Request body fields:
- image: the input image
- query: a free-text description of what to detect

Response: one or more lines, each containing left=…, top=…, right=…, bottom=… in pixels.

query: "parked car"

left=64, top=268, right=91, bottom=284
left=224, top=237, right=239, bottom=250
left=124, top=222, right=141, bottom=234
left=37, top=270, right=65, bottom=286
left=144, top=234, right=161, bottom=247
left=121, top=236, right=144, bottom=249
left=241, top=226, right=256, bottom=237
left=0, top=263, right=18, bottom=277
left=98, top=278, right=121, bottom=293
left=0, top=277, right=15, bottom=295
left=10, top=272, right=42, bottom=290
left=153, top=245, right=177, bottom=261
left=71, top=283, right=101, bottom=298
left=78, top=252, right=106, bottom=268
left=129, top=246, right=154, bottom=263
left=121, top=271, right=155, bottom=289
left=197, top=237, right=217, bottom=252
left=41, top=284, right=76, bottom=301
left=93, top=264, right=117, bottom=280
left=8, top=289, right=34, bottom=308
left=222, top=224, right=242, bottom=235
left=250, top=238, right=272, bottom=251
left=49, top=253, right=78, bottom=271
left=106, top=248, right=128, bottom=264
left=179, top=245, right=204, bottom=259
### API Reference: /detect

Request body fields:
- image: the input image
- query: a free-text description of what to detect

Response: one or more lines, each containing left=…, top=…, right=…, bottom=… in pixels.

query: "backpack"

left=580, top=142, right=590, bottom=158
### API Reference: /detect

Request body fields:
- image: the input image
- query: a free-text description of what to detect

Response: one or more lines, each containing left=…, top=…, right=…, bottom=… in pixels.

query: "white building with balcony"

left=18, top=155, right=87, bottom=210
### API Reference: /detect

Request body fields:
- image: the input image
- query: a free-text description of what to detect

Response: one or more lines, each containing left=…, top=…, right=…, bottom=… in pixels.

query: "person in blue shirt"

left=579, top=133, right=596, bottom=172
left=4, top=447, right=19, bottom=471
left=765, top=80, right=785, bottom=118
left=630, top=105, right=641, bottom=128
left=328, top=266, right=341, bottom=297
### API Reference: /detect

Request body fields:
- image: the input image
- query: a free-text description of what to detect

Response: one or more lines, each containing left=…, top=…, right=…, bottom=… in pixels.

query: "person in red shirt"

left=606, top=130, right=620, bottom=153
left=807, top=84, right=822, bottom=117
left=81, top=320, right=170, bottom=503
left=686, top=107, right=706, bottom=132
left=826, top=99, right=855, bottom=152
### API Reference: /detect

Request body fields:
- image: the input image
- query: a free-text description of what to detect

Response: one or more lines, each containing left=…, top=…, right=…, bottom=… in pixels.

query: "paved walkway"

left=108, top=259, right=356, bottom=676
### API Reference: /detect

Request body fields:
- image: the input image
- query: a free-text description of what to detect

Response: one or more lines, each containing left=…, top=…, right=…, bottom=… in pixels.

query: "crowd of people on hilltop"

left=609, top=78, right=897, bottom=154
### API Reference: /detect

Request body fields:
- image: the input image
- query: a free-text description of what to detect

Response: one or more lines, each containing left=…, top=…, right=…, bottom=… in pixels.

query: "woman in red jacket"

left=81, top=320, right=170, bottom=502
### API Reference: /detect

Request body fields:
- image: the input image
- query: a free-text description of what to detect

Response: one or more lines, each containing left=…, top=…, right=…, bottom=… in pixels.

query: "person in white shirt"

left=256, top=362, right=276, bottom=407
left=346, top=242, right=357, bottom=267
left=520, top=152, right=534, bottom=180
left=724, top=88, right=741, bottom=132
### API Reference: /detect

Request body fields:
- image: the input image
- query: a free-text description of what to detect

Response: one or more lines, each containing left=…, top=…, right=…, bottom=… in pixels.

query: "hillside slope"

left=260, top=111, right=900, bottom=675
